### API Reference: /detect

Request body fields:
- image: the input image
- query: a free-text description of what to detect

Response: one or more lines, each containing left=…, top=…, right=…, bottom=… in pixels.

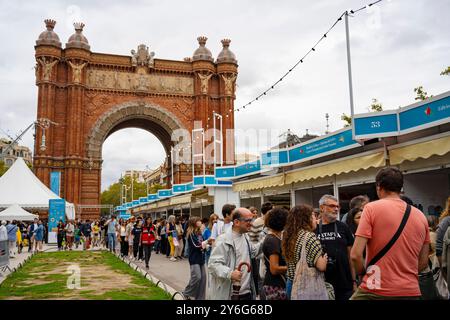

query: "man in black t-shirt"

left=316, top=195, right=356, bottom=301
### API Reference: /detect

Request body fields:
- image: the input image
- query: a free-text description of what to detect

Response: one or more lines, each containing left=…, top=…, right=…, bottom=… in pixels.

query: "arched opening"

left=101, top=128, right=166, bottom=192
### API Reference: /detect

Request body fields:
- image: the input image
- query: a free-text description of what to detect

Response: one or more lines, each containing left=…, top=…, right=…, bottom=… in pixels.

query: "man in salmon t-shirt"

left=350, top=167, right=430, bottom=299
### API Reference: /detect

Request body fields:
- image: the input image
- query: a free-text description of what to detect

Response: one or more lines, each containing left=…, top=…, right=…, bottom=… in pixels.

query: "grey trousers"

left=183, top=264, right=206, bottom=300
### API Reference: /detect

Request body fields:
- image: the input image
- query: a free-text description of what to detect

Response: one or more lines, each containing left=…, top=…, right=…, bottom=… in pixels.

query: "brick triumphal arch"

left=33, top=20, right=237, bottom=219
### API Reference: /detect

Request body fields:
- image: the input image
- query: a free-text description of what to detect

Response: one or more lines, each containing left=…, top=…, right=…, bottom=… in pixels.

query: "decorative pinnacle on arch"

left=197, top=36, right=208, bottom=46
left=44, top=19, right=56, bottom=30
left=221, top=39, right=231, bottom=48
left=74, top=22, right=85, bottom=32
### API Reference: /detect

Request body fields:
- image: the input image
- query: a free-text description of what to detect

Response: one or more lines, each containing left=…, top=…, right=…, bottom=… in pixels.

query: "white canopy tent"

left=0, top=203, right=39, bottom=221
left=0, top=157, right=75, bottom=219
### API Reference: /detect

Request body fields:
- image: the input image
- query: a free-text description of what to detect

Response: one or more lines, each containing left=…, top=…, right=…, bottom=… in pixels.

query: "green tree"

left=341, top=113, right=352, bottom=127
left=368, top=98, right=383, bottom=112
left=341, top=98, right=383, bottom=127
left=100, top=175, right=164, bottom=215
left=414, top=86, right=431, bottom=101
left=440, top=66, right=450, bottom=76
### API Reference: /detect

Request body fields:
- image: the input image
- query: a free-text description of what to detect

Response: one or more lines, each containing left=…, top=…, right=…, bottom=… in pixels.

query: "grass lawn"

left=0, top=250, right=171, bottom=300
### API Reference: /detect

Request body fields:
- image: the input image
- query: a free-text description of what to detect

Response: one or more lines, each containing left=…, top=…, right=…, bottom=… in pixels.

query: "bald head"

left=232, top=207, right=254, bottom=234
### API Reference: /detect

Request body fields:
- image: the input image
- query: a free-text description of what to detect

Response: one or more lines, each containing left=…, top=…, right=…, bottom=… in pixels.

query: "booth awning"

left=170, top=194, right=192, bottom=206
left=233, top=174, right=285, bottom=192
left=285, top=152, right=385, bottom=185
left=389, top=135, right=450, bottom=165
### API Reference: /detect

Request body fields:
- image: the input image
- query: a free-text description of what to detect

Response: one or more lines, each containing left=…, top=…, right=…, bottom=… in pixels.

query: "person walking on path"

left=65, top=220, right=75, bottom=250
left=119, top=220, right=128, bottom=257
left=350, top=167, right=430, bottom=300
left=141, top=218, right=156, bottom=269
left=175, top=218, right=185, bottom=260
left=105, top=215, right=118, bottom=253
left=57, top=220, right=65, bottom=251
left=33, top=220, right=44, bottom=253
left=0, top=221, right=7, bottom=242
left=132, top=219, right=143, bottom=260
left=183, top=216, right=207, bottom=300
left=166, top=215, right=177, bottom=261
left=6, top=221, right=18, bottom=258
left=126, top=217, right=135, bottom=258
left=27, top=218, right=38, bottom=252
left=207, top=208, right=263, bottom=300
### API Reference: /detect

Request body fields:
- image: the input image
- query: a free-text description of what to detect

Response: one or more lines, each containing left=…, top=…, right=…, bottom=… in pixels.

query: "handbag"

left=291, top=235, right=328, bottom=300
left=173, top=236, right=179, bottom=247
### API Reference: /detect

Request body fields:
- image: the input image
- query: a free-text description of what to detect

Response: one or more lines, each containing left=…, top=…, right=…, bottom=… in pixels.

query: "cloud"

left=0, top=0, right=449, bottom=190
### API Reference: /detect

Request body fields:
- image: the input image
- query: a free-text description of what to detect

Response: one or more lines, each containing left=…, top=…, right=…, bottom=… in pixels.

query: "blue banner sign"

left=235, top=160, right=261, bottom=177
left=119, top=214, right=131, bottom=220
left=399, top=93, right=450, bottom=133
left=261, top=150, right=289, bottom=167
left=289, top=129, right=358, bottom=165
left=50, top=171, right=61, bottom=196
left=172, top=184, right=187, bottom=193
left=147, top=194, right=159, bottom=201
left=139, top=197, right=147, bottom=203
left=354, top=112, right=399, bottom=140
left=48, top=199, right=65, bottom=232
left=215, top=166, right=236, bottom=179
left=158, top=189, right=172, bottom=197
left=126, top=202, right=133, bottom=208
left=193, top=176, right=205, bottom=186
left=132, top=200, right=139, bottom=206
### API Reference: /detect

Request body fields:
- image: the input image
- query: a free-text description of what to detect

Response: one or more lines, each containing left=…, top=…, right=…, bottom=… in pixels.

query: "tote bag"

left=291, top=234, right=328, bottom=300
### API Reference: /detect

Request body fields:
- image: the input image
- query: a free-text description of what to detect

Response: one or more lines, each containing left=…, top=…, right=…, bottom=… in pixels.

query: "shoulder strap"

left=367, top=204, right=411, bottom=268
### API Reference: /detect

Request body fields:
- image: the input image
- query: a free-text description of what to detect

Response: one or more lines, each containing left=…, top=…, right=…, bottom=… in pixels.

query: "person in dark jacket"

left=183, top=216, right=207, bottom=300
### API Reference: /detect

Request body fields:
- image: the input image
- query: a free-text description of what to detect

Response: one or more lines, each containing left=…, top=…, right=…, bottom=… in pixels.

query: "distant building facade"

left=0, top=138, right=33, bottom=167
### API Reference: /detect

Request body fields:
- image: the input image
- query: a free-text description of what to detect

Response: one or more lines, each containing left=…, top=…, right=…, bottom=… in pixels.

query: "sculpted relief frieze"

left=86, top=69, right=194, bottom=95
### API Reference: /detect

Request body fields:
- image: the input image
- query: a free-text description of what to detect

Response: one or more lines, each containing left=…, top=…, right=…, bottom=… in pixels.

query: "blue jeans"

left=108, top=233, right=116, bottom=252
left=286, top=279, right=293, bottom=300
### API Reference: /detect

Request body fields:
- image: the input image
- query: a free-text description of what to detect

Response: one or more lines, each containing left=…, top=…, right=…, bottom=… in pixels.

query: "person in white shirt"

left=0, top=220, right=8, bottom=242
left=209, top=204, right=236, bottom=247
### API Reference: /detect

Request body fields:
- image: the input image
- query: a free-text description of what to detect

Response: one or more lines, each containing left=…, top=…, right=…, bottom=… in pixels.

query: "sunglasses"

left=239, top=218, right=253, bottom=223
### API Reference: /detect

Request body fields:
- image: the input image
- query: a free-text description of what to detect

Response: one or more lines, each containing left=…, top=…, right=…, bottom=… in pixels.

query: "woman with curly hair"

left=436, top=196, right=450, bottom=267
left=282, top=205, right=328, bottom=299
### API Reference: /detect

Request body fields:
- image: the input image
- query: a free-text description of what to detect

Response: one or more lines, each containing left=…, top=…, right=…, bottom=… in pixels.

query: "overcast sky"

left=0, top=0, right=449, bottom=190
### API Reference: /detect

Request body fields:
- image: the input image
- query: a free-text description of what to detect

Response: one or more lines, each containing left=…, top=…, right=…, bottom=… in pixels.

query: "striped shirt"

left=286, top=229, right=323, bottom=281
left=248, top=217, right=264, bottom=244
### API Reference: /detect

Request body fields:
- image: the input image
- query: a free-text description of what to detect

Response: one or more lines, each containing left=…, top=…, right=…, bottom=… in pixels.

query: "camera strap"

left=318, top=220, right=339, bottom=238
left=366, top=203, right=411, bottom=269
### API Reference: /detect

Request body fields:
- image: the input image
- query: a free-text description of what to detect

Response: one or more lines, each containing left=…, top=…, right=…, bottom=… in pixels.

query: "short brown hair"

left=376, top=167, right=403, bottom=193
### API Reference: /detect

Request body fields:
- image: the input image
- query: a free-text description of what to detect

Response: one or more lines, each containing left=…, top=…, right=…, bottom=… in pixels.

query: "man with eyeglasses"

left=316, top=194, right=356, bottom=300
left=207, top=208, right=263, bottom=300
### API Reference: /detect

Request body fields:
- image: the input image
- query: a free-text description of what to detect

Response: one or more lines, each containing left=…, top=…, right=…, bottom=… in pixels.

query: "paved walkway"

left=1, top=244, right=192, bottom=299
left=130, top=252, right=191, bottom=293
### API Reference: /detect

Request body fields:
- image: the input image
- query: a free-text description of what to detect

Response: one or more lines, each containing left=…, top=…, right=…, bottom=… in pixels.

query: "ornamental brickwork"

left=33, top=20, right=237, bottom=219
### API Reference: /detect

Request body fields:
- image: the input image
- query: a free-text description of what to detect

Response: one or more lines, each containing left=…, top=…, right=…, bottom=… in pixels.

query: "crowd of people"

left=0, top=218, right=46, bottom=256
left=179, top=167, right=450, bottom=300
left=1, top=167, right=449, bottom=301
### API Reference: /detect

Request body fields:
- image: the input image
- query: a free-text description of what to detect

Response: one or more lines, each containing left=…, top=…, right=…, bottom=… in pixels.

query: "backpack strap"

left=366, top=204, right=411, bottom=269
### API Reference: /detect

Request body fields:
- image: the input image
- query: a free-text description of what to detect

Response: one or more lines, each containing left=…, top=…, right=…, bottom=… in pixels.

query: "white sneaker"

left=169, top=257, right=177, bottom=262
